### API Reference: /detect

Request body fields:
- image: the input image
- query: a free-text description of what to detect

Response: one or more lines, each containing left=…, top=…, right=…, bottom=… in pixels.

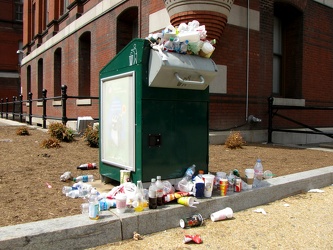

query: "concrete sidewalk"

left=0, top=166, right=332, bottom=250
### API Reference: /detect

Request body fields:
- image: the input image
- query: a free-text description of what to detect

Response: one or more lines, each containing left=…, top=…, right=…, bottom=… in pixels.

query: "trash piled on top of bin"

left=145, top=20, right=217, bottom=60
left=60, top=159, right=273, bottom=224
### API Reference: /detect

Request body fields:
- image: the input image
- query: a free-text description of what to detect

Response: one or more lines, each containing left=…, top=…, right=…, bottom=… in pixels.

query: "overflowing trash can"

left=99, top=38, right=217, bottom=185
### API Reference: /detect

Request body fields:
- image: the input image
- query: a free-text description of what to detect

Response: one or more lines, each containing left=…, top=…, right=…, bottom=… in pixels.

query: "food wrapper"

left=163, top=191, right=193, bottom=203
left=184, top=234, right=202, bottom=244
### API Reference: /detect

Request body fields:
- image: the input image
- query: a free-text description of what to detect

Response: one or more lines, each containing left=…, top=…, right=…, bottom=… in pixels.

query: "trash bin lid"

left=148, top=50, right=218, bottom=90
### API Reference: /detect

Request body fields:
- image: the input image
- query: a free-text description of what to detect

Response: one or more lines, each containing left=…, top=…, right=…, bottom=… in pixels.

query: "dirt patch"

left=1, top=125, right=333, bottom=227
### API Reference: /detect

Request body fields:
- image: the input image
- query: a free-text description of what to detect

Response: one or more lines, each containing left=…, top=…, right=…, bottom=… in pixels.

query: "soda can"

left=234, top=177, right=242, bottom=192
left=219, top=178, right=228, bottom=196
left=179, top=213, right=204, bottom=228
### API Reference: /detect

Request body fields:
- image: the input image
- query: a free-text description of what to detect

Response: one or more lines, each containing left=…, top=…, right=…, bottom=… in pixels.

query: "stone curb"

left=0, top=166, right=332, bottom=250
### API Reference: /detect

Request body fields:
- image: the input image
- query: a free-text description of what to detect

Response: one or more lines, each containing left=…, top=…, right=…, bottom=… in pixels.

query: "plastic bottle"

left=173, top=37, right=181, bottom=53
left=62, top=186, right=77, bottom=195
left=184, top=164, right=196, bottom=180
left=77, top=163, right=97, bottom=170
left=180, top=40, right=189, bottom=54
left=66, top=189, right=81, bottom=198
left=99, top=198, right=116, bottom=211
left=155, top=176, right=164, bottom=206
left=253, top=159, right=264, bottom=188
left=177, top=164, right=196, bottom=192
left=73, top=175, right=94, bottom=183
left=164, top=37, right=174, bottom=51
left=133, top=180, right=145, bottom=212
left=89, top=188, right=99, bottom=220
left=227, top=170, right=235, bottom=192
left=148, top=178, right=157, bottom=209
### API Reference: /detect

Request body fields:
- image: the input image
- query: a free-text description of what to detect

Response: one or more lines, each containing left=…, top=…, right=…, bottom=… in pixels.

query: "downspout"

left=245, top=0, right=250, bottom=121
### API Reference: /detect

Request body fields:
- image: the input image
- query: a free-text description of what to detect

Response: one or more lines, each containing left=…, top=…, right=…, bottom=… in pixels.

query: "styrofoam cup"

left=210, top=207, right=233, bottom=222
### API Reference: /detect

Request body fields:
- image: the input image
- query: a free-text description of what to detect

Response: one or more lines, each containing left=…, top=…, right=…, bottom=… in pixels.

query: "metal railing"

left=0, top=85, right=99, bottom=128
left=267, top=96, right=333, bottom=143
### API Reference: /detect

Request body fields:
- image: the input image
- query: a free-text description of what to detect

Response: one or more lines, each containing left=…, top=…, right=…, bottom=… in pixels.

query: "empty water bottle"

left=73, top=175, right=94, bottom=183
left=253, top=159, right=264, bottom=188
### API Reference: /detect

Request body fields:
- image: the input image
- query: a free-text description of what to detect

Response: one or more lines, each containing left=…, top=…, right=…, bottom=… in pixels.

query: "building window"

left=61, top=0, right=69, bottom=15
left=79, top=32, right=91, bottom=96
left=117, top=7, right=138, bottom=53
left=38, top=59, right=43, bottom=98
left=15, top=0, right=23, bottom=21
left=44, top=0, right=49, bottom=30
left=27, top=65, right=31, bottom=98
left=273, top=17, right=282, bottom=95
left=54, top=48, right=62, bottom=98
left=273, top=3, right=303, bottom=99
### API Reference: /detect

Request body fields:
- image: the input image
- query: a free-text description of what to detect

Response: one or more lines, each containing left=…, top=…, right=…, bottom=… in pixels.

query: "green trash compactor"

left=99, top=38, right=218, bottom=186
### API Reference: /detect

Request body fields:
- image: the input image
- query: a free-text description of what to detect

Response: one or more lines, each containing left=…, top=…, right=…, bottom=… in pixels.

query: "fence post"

left=42, top=89, right=47, bottom=129
left=12, top=96, right=16, bottom=121
left=5, top=97, right=8, bottom=119
left=267, top=96, right=274, bottom=143
left=1, top=98, right=3, bottom=118
left=19, top=94, right=23, bottom=122
left=61, top=85, right=68, bottom=125
left=28, top=92, right=32, bottom=125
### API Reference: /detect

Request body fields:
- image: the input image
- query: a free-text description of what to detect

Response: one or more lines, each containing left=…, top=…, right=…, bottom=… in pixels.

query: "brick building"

left=18, top=0, right=333, bottom=143
left=0, top=0, right=23, bottom=104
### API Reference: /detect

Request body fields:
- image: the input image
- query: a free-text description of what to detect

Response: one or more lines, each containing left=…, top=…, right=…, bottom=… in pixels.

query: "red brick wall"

left=18, top=0, right=333, bottom=132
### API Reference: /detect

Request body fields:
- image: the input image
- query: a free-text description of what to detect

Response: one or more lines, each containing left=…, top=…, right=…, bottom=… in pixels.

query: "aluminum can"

left=219, top=178, right=228, bottom=196
left=179, top=213, right=204, bottom=228
left=234, top=177, right=242, bottom=192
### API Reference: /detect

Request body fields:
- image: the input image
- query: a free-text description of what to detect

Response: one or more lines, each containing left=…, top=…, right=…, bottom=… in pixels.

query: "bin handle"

left=175, top=73, right=205, bottom=85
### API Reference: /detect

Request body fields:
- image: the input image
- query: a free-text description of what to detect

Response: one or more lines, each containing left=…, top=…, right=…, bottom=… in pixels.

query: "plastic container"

left=227, top=171, right=235, bottom=192
left=99, top=198, right=116, bottom=211
left=73, top=175, right=94, bottom=183
left=155, top=176, right=164, bottom=206
left=89, top=188, right=99, bottom=220
left=77, top=163, right=97, bottom=170
left=148, top=178, right=157, bottom=209
left=66, top=189, right=81, bottom=198
left=133, top=180, right=145, bottom=212
left=62, top=186, right=77, bottom=195
left=254, top=159, right=264, bottom=180
left=177, top=31, right=200, bottom=43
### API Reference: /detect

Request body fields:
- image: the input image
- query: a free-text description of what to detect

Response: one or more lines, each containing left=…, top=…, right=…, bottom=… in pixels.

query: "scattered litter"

left=133, top=231, right=143, bottom=241
left=308, top=189, right=324, bottom=193
left=283, top=203, right=290, bottom=207
left=253, top=208, right=267, bottom=215
left=38, top=153, right=50, bottom=157
left=184, top=234, right=202, bottom=244
left=60, top=171, right=72, bottom=182
left=46, top=182, right=52, bottom=188
left=0, top=139, right=13, bottom=142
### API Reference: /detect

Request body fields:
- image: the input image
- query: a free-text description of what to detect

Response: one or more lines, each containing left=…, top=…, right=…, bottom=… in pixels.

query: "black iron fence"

left=0, top=85, right=99, bottom=129
left=267, top=96, right=333, bottom=143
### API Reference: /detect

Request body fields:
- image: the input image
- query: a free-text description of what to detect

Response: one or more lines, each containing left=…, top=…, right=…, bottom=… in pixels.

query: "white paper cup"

left=245, top=169, right=254, bottom=188
left=210, top=207, right=233, bottom=222
left=202, top=174, right=215, bottom=197
left=245, top=169, right=254, bottom=179
left=115, top=193, right=127, bottom=213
